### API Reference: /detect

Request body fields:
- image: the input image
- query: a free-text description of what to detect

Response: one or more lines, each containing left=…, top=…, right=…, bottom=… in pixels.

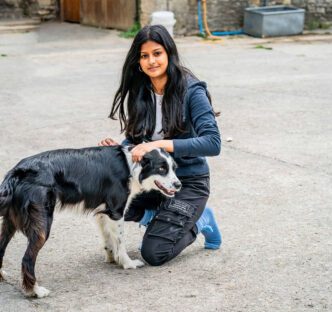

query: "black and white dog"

left=0, top=145, right=181, bottom=298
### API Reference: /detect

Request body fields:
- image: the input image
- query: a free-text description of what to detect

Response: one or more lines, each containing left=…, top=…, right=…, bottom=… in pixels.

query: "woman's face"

left=139, top=40, right=168, bottom=80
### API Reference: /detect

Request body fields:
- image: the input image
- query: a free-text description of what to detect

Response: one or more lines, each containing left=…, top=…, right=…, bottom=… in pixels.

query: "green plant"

left=1, top=54, right=8, bottom=57
left=120, top=22, right=141, bottom=39
left=307, top=20, right=321, bottom=30
left=254, top=45, right=272, bottom=50
left=307, top=20, right=331, bottom=31
left=320, top=22, right=331, bottom=30
left=197, top=33, right=207, bottom=38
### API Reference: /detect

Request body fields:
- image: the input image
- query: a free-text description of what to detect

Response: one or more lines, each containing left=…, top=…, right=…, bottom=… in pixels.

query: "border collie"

left=0, top=146, right=181, bottom=298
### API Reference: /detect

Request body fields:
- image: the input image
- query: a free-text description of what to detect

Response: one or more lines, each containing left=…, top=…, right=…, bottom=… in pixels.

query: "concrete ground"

left=0, top=22, right=331, bottom=312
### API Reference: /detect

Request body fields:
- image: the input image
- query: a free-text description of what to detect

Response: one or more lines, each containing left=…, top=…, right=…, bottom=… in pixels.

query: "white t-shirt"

left=151, top=93, right=164, bottom=141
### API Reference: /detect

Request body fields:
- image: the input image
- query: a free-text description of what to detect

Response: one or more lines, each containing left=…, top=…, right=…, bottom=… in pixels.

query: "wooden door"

left=81, top=0, right=136, bottom=30
left=80, top=0, right=107, bottom=28
left=61, top=0, right=80, bottom=23
left=106, top=0, right=136, bottom=30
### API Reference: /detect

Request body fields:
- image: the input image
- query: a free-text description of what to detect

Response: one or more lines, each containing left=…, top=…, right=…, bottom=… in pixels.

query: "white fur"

left=94, top=151, right=146, bottom=269
left=94, top=147, right=180, bottom=270
left=157, top=149, right=180, bottom=189
left=25, top=283, right=50, bottom=298
left=55, top=200, right=106, bottom=215
left=96, top=214, right=144, bottom=269
left=95, top=214, right=115, bottom=263
left=0, top=269, right=7, bottom=280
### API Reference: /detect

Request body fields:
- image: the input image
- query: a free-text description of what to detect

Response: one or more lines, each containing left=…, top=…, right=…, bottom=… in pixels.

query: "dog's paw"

left=34, top=285, right=50, bottom=298
left=25, top=283, right=50, bottom=298
left=0, top=269, right=7, bottom=281
left=122, top=259, right=145, bottom=269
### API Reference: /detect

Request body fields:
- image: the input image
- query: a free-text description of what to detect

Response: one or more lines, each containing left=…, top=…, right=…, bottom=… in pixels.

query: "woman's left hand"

left=131, top=142, right=156, bottom=162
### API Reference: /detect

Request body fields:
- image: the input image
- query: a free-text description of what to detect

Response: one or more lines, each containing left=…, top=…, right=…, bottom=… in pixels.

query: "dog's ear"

left=138, top=153, right=153, bottom=184
left=140, top=152, right=153, bottom=168
left=126, top=145, right=135, bottom=152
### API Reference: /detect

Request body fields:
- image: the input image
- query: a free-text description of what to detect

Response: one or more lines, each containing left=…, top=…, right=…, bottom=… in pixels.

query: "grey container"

left=244, top=6, right=305, bottom=38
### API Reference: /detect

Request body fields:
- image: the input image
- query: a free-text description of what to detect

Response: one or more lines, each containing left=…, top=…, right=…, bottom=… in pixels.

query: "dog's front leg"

left=108, top=217, right=144, bottom=269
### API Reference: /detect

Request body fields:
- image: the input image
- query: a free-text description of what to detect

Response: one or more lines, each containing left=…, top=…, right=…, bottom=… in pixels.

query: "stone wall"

left=0, top=0, right=58, bottom=19
left=139, top=0, right=194, bottom=35
left=291, top=0, right=332, bottom=23
left=2, top=0, right=332, bottom=33
left=35, top=0, right=58, bottom=20
left=140, top=0, right=332, bottom=35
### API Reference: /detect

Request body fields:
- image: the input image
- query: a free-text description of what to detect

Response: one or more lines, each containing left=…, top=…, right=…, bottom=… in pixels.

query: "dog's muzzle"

left=154, top=178, right=182, bottom=197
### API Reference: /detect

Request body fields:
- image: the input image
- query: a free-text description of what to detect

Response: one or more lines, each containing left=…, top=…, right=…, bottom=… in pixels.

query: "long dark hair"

left=109, top=25, right=206, bottom=143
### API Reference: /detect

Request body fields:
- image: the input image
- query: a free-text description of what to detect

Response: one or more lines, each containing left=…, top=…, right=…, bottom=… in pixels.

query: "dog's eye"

left=159, top=166, right=166, bottom=173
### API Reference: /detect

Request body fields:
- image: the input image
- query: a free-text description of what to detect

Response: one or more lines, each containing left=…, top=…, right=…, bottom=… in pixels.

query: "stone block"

left=292, top=0, right=306, bottom=6
left=3, top=0, right=20, bottom=8
left=316, top=7, right=326, bottom=14
left=38, top=0, right=53, bottom=6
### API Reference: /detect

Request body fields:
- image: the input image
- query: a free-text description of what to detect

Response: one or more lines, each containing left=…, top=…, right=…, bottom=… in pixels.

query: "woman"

left=100, top=25, right=221, bottom=266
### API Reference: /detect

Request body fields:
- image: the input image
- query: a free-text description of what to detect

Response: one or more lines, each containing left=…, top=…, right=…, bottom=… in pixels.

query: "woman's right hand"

left=98, top=138, right=119, bottom=146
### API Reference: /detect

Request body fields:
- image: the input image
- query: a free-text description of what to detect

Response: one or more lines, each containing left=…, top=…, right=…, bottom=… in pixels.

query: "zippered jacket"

left=122, top=77, right=221, bottom=177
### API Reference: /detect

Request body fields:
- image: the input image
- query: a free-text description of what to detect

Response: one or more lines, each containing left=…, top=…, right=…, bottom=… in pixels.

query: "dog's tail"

left=0, top=171, right=18, bottom=216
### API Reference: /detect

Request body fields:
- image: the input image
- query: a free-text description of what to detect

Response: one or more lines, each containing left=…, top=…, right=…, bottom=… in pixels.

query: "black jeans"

left=125, top=174, right=210, bottom=266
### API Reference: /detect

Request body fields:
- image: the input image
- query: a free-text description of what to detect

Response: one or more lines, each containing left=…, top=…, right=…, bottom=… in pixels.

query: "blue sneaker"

left=139, top=209, right=156, bottom=227
left=196, top=207, right=222, bottom=249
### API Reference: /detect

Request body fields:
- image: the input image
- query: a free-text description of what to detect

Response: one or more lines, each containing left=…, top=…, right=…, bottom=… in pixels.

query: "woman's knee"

left=140, top=240, right=171, bottom=266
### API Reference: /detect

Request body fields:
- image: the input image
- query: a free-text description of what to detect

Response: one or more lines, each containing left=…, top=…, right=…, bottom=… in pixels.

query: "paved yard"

left=0, top=22, right=331, bottom=311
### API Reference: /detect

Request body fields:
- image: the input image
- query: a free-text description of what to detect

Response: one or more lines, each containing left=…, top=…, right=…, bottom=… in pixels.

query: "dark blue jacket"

left=123, top=78, right=221, bottom=177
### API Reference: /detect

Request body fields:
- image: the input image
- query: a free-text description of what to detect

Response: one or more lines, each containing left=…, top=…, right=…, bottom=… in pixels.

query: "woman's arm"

left=151, top=140, right=174, bottom=152
left=172, top=85, right=221, bottom=158
left=131, top=140, right=173, bottom=162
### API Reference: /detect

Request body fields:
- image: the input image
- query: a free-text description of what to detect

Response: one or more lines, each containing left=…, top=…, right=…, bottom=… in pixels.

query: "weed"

left=307, top=20, right=331, bottom=31
left=320, top=22, right=331, bottom=30
left=120, top=22, right=141, bottom=39
left=254, top=45, right=272, bottom=50
left=197, top=33, right=207, bottom=38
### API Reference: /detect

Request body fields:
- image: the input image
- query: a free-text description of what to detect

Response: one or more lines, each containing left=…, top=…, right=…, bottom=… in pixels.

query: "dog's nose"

left=173, top=181, right=182, bottom=190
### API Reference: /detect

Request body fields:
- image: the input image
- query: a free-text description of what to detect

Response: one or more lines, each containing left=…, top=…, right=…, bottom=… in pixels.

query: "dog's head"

left=135, top=149, right=181, bottom=197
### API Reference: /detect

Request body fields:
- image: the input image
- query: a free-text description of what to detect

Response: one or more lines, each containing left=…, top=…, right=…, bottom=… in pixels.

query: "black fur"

left=0, top=146, right=130, bottom=221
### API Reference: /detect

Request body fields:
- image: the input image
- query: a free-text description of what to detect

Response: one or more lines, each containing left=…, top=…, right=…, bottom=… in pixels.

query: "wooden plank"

left=80, top=0, right=136, bottom=30
left=60, top=0, right=64, bottom=21
left=106, top=0, right=136, bottom=30
left=62, top=0, right=80, bottom=22
left=81, top=0, right=107, bottom=28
